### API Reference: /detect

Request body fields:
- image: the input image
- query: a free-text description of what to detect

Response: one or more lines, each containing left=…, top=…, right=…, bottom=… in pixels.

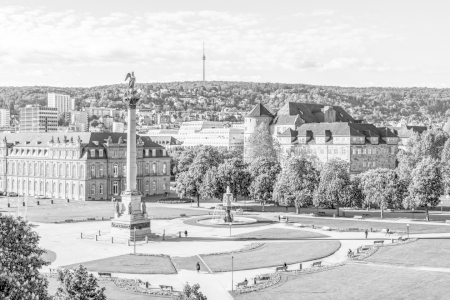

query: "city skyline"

left=0, top=0, right=449, bottom=88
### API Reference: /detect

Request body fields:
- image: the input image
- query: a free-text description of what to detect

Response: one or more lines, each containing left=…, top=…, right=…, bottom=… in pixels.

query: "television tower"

left=202, top=42, right=206, bottom=82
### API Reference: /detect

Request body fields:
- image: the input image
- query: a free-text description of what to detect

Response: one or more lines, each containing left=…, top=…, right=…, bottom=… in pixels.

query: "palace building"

left=244, top=102, right=400, bottom=174
left=0, top=132, right=171, bottom=200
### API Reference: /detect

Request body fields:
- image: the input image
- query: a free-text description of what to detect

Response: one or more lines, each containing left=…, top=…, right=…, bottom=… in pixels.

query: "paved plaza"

left=5, top=198, right=450, bottom=299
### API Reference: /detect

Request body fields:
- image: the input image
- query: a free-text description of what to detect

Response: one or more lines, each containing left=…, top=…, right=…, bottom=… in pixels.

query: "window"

left=341, top=148, right=346, bottom=155
left=153, top=181, right=156, bottom=192
left=73, top=165, right=77, bottom=178
left=145, top=149, right=149, bottom=156
left=66, top=183, right=69, bottom=195
left=146, top=181, right=149, bottom=191
left=46, top=163, right=49, bottom=176
left=123, top=165, right=127, bottom=176
left=99, top=149, right=104, bottom=157
left=163, top=163, right=167, bottom=175
left=363, top=162, right=366, bottom=168
left=73, top=184, right=76, bottom=195
left=91, top=184, right=95, bottom=195
left=91, top=165, right=95, bottom=177
left=163, top=183, right=167, bottom=191
left=334, top=149, right=338, bottom=155
left=59, top=164, right=63, bottom=177
left=352, top=148, right=356, bottom=155
left=113, top=182, right=118, bottom=195
left=99, top=165, right=103, bottom=177
left=152, top=163, right=156, bottom=174
left=66, top=164, right=70, bottom=177
left=145, top=163, right=149, bottom=175
left=113, top=164, right=118, bottom=177
left=357, top=149, right=361, bottom=155
left=35, top=163, right=38, bottom=175
left=363, top=148, right=367, bottom=155
left=53, top=164, right=57, bottom=177
left=99, top=184, right=103, bottom=194
left=90, top=149, right=95, bottom=157
left=80, top=165, right=84, bottom=178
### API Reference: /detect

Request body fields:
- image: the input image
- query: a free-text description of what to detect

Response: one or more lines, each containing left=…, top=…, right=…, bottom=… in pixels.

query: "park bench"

left=159, top=285, right=173, bottom=292
left=312, top=261, right=322, bottom=267
left=275, top=266, right=287, bottom=272
left=374, top=240, right=384, bottom=245
left=258, top=275, right=270, bottom=281
left=236, top=281, right=248, bottom=288
left=180, top=214, right=186, bottom=217
left=353, top=215, right=363, bottom=219
left=361, top=245, right=371, bottom=251
left=317, top=212, right=326, bottom=217
left=98, top=272, right=111, bottom=278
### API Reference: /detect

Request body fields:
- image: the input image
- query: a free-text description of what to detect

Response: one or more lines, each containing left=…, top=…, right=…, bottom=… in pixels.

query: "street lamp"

left=406, top=224, right=409, bottom=239
left=229, top=223, right=232, bottom=237
left=231, top=256, right=234, bottom=293
left=133, top=227, right=137, bottom=254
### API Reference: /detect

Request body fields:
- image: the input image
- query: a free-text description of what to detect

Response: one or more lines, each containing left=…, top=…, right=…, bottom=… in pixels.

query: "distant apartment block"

left=48, top=93, right=75, bottom=113
left=19, top=105, right=58, bottom=133
left=71, top=111, right=89, bottom=132
left=86, top=107, right=120, bottom=119
left=0, top=109, right=10, bottom=127
left=112, top=122, right=125, bottom=133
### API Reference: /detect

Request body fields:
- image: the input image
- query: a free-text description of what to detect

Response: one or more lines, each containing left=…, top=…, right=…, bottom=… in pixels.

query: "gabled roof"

left=246, top=104, right=274, bottom=118
left=388, top=125, right=427, bottom=138
left=276, top=102, right=355, bottom=124
left=278, top=128, right=297, bottom=137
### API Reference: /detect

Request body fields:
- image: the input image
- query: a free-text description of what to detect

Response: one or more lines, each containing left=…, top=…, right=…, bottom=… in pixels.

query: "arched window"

left=12, top=162, right=15, bottom=174
left=113, top=164, right=118, bottom=177
left=40, top=182, right=43, bottom=193
left=28, top=180, right=31, bottom=191
left=113, top=181, right=118, bottom=195
left=91, top=165, right=95, bottom=178
left=59, top=164, right=63, bottom=177
left=18, top=162, right=22, bottom=175
left=73, top=165, right=77, bottom=178
left=99, top=165, right=103, bottom=177
left=152, top=163, right=156, bottom=174
left=80, top=165, right=84, bottom=178
left=29, top=163, right=33, bottom=175
left=52, top=182, right=56, bottom=195
left=40, top=163, right=44, bottom=175
left=53, top=164, right=57, bottom=177
left=80, top=184, right=84, bottom=196
left=12, top=179, right=15, bottom=191
left=23, top=180, right=26, bottom=193
left=46, top=182, right=49, bottom=193
left=72, top=183, right=76, bottom=195
left=163, top=163, right=167, bottom=175
left=66, top=183, right=69, bottom=195
left=146, top=181, right=149, bottom=191
left=35, top=163, right=38, bottom=175
left=145, top=163, right=149, bottom=175
left=46, top=163, right=49, bottom=176
left=66, top=164, right=70, bottom=178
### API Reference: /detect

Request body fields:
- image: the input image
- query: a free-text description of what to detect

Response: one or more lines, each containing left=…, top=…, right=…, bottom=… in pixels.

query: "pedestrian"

left=365, top=229, right=368, bottom=239
left=278, top=215, right=280, bottom=222
left=254, top=277, right=257, bottom=285
left=184, top=230, right=188, bottom=238
left=385, top=228, right=390, bottom=236
left=285, top=206, right=288, bottom=212
left=244, top=278, right=248, bottom=286
left=196, top=262, right=200, bottom=273
left=284, top=262, right=287, bottom=270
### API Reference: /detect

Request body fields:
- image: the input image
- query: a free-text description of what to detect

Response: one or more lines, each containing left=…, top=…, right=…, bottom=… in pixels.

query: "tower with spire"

left=202, top=42, right=206, bottom=82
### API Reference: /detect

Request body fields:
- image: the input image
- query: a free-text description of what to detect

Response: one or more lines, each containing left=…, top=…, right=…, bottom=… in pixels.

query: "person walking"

left=184, top=230, right=188, bottom=238
left=385, top=228, right=390, bottom=236
left=196, top=262, right=200, bottom=273
left=284, top=262, right=288, bottom=270
left=365, top=229, right=368, bottom=239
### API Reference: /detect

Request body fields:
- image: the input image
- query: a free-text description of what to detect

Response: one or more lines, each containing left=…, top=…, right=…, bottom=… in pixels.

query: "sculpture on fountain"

left=223, top=186, right=234, bottom=223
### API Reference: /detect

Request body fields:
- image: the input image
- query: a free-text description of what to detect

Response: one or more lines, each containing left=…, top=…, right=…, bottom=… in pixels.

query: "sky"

left=0, top=0, right=449, bottom=88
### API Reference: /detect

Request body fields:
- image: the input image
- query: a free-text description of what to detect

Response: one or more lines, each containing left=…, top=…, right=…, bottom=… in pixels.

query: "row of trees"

left=176, top=126, right=448, bottom=221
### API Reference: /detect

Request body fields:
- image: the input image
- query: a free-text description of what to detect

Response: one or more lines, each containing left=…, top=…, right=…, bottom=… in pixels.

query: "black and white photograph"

left=1, top=1, right=450, bottom=299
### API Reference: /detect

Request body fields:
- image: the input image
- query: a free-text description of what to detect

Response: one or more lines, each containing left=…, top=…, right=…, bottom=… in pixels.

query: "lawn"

left=287, top=216, right=450, bottom=234
left=236, top=228, right=329, bottom=239
left=62, top=254, right=177, bottom=274
left=171, top=256, right=209, bottom=272
left=234, top=264, right=450, bottom=300
left=366, top=239, right=450, bottom=268
left=47, top=277, right=171, bottom=300
left=0, top=200, right=207, bottom=223
left=201, top=241, right=340, bottom=272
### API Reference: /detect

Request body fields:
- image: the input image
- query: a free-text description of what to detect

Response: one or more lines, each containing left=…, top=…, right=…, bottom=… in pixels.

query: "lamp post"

left=133, top=227, right=136, bottom=254
left=407, top=224, right=409, bottom=239
left=231, top=256, right=234, bottom=293
left=441, top=201, right=443, bottom=212
left=229, top=223, right=232, bottom=237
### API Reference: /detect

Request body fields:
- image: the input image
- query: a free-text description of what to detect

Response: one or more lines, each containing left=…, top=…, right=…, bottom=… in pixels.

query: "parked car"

left=0, top=191, right=5, bottom=196
left=35, top=195, right=47, bottom=199
left=8, top=192, right=18, bottom=197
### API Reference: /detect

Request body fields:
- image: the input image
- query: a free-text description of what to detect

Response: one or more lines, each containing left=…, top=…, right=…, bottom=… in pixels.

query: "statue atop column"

left=124, top=71, right=140, bottom=109
left=141, top=201, right=146, bottom=214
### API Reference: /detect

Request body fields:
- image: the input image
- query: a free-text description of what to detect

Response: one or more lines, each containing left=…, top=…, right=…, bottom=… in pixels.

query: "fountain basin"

left=197, top=217, right=257, bottom=226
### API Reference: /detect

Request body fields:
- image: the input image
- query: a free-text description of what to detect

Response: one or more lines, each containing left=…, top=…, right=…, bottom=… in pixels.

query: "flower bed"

left=350, top=238, right=418, bottom=261
left=112, top=278, right=175, bottom=297
left=234, top=272, right=282, bottom=294
left=202, top=243, right=264, bottom=256
left=289, top=262, right=346, bottom=275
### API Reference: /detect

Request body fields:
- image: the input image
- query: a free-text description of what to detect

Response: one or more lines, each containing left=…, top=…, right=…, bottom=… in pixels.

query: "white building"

left=177, top=121, right=225, bottom=142
left=112, top=122, right=125, bottom=133
left=19, top=105, right=58, bottom=133
left=48, top=93, right=75, bottom=113
left=0, top=109, right=11, bottom=127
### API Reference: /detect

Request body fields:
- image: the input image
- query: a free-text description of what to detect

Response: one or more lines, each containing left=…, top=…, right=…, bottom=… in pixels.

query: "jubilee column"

left=111, top=72, right=154, bottom=240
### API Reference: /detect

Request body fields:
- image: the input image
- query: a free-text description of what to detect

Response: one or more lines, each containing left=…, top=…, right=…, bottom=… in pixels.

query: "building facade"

left=245, top=103, right=400, bottom=174
left=71, top=111, right=89, bottom=132
left=112, top=122, right=125, bottom=133
left=0, top=109, right=11, bottom=127
left=86, top=107, right=120, bottom=119
left=19, top=105, right=58, bottom=133
left=48, top=93, right=75, bottom=113
left=0, top=133, right=171, bottom=200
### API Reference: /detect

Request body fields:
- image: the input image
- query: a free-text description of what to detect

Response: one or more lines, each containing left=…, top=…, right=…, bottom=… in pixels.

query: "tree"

left=273, top=156, right=319, bottom=214
left=54, top=265, right=106, bottom=300
left=245, top=122, right=277, bottom=162
left=343, top=174, right=364, bottom=208
left=176, top=283, right=207, bottom=300
left=175, top=147, right=222, bottom=207
left=200, top=158, right=251, bottom=201
left=441, top=139, right=450, bottom=195
left=407, top=157, right=442, bottom=221
left=313, top=159, right=350, bottom=216
left=360, top=168, right=397, bottom=218
left=0, top=214, right=51, bottom=300
left=248, top=157, right=281, bottom=207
